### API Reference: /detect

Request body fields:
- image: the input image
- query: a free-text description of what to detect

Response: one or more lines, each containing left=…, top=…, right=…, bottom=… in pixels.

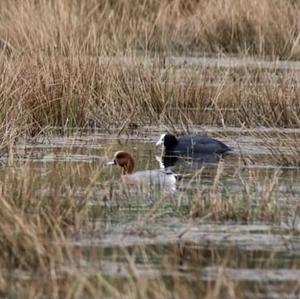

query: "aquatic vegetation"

left=0, top=1, right=299, bottom=298
left=0, top=137, right=298, bottom=298
left=1, top=0, right=300, bottom=58
left=0, top=1, right=299, bottom=142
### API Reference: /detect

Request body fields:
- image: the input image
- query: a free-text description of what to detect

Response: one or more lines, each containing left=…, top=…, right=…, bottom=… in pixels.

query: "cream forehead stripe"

left=156, top=133, right=166, bottom=146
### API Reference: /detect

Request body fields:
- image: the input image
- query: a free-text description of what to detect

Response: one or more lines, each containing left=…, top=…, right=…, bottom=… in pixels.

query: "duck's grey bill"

left=106, top=160, right=116, bottom=165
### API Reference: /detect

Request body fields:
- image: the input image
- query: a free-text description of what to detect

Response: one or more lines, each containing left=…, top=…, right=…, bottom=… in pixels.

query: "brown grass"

left=0, top=0, right=299, bottom=143
left=0, top=160, right=298, bottom=298
left=1, top=56, right=300, bottom=141
left=8, top=1, right=300, bottom=188
left=1, top=0, right=300, bottom=58
left=0, top=2, right=299, bottom=297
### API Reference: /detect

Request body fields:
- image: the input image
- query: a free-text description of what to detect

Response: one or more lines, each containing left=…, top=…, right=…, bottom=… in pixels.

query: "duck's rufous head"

left=107, top=151, right=135, bottom=175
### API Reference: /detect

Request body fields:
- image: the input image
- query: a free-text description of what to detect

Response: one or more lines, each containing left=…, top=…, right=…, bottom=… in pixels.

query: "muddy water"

left=12, top=128, right=300, bottom=298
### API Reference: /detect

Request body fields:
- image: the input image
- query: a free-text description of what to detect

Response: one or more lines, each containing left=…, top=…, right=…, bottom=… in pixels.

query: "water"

left=8, top=127, right=300, bottom=298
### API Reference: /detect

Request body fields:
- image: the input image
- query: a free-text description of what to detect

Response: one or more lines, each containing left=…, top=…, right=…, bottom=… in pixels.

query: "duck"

left=107, top=151, right=178, bottom=190
left=156, top=133, right=232, bottom=157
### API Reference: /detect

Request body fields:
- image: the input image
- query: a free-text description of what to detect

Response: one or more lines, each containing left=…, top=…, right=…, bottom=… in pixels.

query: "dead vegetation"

left=0, top=158, right=297, bottom=298
left=0, top=1, right=299, bottom=298
left=1, top=0, right=300, bottom=58
left=1, top=55, right=300, bottom=143
left=0, top=0, right=299, bottom=142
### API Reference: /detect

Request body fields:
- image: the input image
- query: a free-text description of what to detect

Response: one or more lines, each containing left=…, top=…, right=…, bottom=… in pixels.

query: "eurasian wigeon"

left=107, top=151, right=178, bottom=190
left=156, top=133, right=232, bottom=157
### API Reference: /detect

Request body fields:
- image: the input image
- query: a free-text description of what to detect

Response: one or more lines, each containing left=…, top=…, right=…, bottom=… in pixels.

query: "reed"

left=0, top=159, right=297, bottom=298
left=1, top=55, right=300, bottom=141
left=0, top=164, right=297, bottom=298
left=0, top=0, right=299, bottom=140
left=1, top=0, right=300, bottom=58
left=0, top=1, right=299, bottom=297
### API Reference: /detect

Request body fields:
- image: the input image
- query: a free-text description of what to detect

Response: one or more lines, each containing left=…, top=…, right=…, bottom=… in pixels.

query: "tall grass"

left=0, top=0, right=299, bottom=140
left=0, top=2, right=299, bottom=297
left=1, top=0, right=300, bottom=58
left=0, top=157, right=298, bottom=298
left=1, top=56, right=300, bottom=138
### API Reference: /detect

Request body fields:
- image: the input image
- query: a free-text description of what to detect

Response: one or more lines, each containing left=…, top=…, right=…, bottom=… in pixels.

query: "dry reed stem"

left=0, top=0, right=298, bottom=140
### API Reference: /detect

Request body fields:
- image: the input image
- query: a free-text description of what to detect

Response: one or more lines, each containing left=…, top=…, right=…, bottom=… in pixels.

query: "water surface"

left=8, top=127, right=300, bottom=298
